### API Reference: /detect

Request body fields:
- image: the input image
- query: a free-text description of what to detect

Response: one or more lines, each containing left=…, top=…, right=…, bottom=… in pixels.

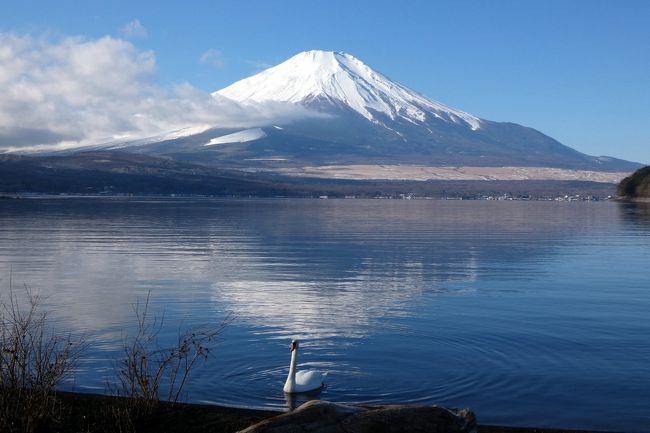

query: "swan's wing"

left=295, top=370, right=326, bottom=391
left=295, top=370, right=323, bottom=383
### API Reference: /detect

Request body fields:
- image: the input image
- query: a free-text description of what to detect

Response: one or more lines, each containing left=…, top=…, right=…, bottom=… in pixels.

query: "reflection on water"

left=284, top=389, right=324, bottom=411
left=619, top=201, right=650, bottom=229
left=0, top=198, right=649, bottom=431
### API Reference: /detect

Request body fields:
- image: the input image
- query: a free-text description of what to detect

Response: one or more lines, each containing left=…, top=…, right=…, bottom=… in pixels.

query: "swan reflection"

left=284, top=389, right=323, bottom=411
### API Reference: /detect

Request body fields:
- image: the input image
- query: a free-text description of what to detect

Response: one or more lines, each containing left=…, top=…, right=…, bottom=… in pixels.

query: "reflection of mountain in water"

left=0, top=198, right=620, bottom=340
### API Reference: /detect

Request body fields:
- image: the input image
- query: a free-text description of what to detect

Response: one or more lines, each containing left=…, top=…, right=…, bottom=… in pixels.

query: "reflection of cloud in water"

left=212, top=280, right=393, bottom=340
left=210, top=254, right=478, bottom=341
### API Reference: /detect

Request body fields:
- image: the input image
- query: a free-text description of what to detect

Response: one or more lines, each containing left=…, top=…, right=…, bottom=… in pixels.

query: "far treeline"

left=618, top=166, right=650, bottom=199
left=0, top=151, right=621, bottom=199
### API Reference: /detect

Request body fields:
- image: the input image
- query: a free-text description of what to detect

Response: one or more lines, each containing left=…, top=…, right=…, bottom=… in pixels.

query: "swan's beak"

left=290, top=341, right=297, bottom=351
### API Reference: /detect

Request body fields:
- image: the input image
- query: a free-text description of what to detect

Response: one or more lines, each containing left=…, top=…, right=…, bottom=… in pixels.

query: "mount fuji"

left=3, top=50, right=640, bottom=196
left=112, top=50, right=639, bottom=174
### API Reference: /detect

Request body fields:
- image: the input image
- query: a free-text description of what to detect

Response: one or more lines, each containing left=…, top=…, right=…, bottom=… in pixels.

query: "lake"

left=1, top=197, right=649, bottom=431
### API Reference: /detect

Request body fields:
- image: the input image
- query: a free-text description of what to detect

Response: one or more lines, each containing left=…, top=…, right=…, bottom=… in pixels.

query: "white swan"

left=283, top=339, right=327, bottom=393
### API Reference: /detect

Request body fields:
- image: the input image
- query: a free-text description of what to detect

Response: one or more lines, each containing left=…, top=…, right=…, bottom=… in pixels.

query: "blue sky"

left=2, top=0, right=649, bottom=163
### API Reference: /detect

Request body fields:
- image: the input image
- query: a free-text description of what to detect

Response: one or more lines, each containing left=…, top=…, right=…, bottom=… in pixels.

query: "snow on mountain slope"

left=216, top=50, right=481, bottom=130
left=205, top=128, right=267, bottom=146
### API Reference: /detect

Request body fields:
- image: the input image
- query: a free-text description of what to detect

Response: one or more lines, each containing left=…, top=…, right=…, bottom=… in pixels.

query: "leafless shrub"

left=113, top=292, right=233, bottom=414
left=0, top=286, right=86, bottom=433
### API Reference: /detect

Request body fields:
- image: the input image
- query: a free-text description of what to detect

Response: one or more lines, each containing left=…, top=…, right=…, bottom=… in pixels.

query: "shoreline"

left=1, top=192, right=617, bottom=201
left=54, top=390, right=624, bottom=433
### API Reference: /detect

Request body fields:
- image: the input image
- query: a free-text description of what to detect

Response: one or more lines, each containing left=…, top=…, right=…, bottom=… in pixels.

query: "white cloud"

left=120, top=19, right=148, bottom=39
left=199, top=48, right=224, bottom=69
left=0, top=33, right=317, bottom=153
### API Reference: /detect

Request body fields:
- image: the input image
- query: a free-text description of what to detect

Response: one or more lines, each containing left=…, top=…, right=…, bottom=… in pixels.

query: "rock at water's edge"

left=237, top=400, right=477, bottom=433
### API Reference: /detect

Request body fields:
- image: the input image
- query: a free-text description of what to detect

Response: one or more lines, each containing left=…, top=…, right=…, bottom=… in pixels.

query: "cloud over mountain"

left=0, top=33, right=316, bottom=152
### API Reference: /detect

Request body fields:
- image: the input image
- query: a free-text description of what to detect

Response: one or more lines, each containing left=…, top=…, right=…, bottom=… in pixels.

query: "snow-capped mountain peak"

left=215, top=50, right=481, bottom=130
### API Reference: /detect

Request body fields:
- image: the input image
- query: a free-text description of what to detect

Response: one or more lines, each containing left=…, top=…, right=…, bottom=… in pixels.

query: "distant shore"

left=51, top=390, right=622, bottom=433
left=0, top=191, right=618, bottom=201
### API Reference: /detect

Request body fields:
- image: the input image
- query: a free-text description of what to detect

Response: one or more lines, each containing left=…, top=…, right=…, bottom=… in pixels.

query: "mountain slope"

left=206, top=50, right=637, bottom=172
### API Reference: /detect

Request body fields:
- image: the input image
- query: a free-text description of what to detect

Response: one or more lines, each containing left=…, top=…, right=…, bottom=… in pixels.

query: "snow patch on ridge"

left=205, top=128, right=267, bottom=146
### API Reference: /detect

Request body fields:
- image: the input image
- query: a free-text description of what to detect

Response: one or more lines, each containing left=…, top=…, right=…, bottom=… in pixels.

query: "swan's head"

left=291, top=339, right=299, bottom=351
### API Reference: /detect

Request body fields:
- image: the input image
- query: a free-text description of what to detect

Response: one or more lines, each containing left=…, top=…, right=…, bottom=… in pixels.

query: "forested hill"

left=618, top=166, right=650, bottom=199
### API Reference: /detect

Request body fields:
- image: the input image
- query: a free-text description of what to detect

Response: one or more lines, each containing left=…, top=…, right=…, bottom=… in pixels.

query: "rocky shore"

left=46, top=392, right=622, bottom=433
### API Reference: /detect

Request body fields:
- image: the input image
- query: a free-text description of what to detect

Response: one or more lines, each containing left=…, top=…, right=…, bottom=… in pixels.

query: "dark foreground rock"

left=237, top=400, right=477, bottom=433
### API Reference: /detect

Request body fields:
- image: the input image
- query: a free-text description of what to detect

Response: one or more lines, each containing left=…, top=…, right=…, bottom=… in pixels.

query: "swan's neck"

left=290, top=348, right=298, bottom=374
left=284, top=349, right=298, bottom=393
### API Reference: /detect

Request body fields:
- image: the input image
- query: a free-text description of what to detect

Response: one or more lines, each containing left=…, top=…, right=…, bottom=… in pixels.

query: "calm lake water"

left=1, top=197, right=649, bottom=431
